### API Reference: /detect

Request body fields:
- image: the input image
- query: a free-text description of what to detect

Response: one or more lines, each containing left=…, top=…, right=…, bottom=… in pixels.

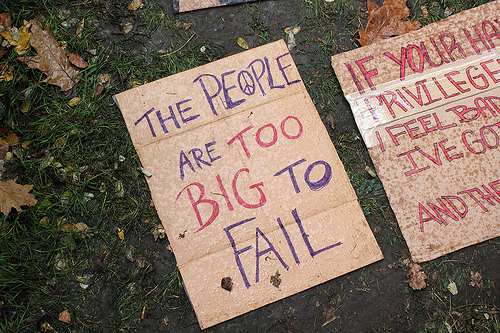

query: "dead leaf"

left=270, top=270, right=281, bottom=288
left=42, top=322, right=53, bottom=331
left=118, top=228, right=125, bottom=240
left=0, top=13, right=12, bottom=33
left=357, top=0, right=421, bottom=46
left=128, top=0, right=144, bottom=11
left=93, top=84, right=104, bottom=98
left=0, top=132, right=19, bottom=146
left=421, top=5, right=429, bottom=18
left=447, top=280, right=458, bottom=295
left=18, top=18, right=81, bottom=91
left=123, top=22, right=133, bottom=34
left=0, top=64, right=12, bottom=81
left=67, top=53, right=88, bottom=69
left=470, top=271, right=483, bottom=287
left=0, top=142, right=8, bottom=159
left=407, top=262, right=427, bottom=290
left=67, top=97, right=81, bottom=107
left=0, top=177, right=37, bottom=215
left=221, top=277, right=233, bottom=292
left=152, top=224, right=166, bottom=241
left=1, top=22, right=31, bottom=54
left=76, top=18, right=84, bottom=38
left=237, top=37, right=249, bottom=50
left=58, top=309, right=71, bottom=323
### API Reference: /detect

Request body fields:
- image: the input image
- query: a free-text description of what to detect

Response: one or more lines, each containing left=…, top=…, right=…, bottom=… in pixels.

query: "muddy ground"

left=59, top=0, right=500, bottom=332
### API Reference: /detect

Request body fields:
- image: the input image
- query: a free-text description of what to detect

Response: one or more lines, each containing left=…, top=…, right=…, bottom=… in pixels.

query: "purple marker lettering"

left=255, top=227, right=289, bottom=283
left=205, top=141, right=221, bottom=163
left=177, top=99, right=199, bottom=124
left=276, top=52, right=301, bottom=85
left=304, top=161, right=332, bottom=191
left=221, top=70, right=246, bottom=109
left=156, top=106, right=180, bottom=134
left=247, top=58, right=267, bottom=96
left=193, top=74, right=222, bottom=116
left=189, top=148, right=211, bottom=169
left=224, top=218, right=255, bottom=289
left=179, top=150, right=195, bottom=180
left=274, top=159, right=307, bottom=193
left=134, top=107, right=156, bottom=137
left=276, top=217, right=300, bottom=264
left=264, top=56, right=285, bottom=89
left=292, top=208, right=342, bottom=257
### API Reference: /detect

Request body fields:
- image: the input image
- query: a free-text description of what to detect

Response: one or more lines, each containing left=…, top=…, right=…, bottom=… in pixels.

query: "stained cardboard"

left=173, top=0, right=257, bottom=13
left=331, top=1, right=500, bottom=263
left=115, top=40, right=382, bottom=328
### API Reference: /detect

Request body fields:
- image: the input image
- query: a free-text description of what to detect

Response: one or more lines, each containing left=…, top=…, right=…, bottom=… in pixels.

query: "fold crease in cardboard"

left=115, top=40, right=382, bottom=328
left=331, top=1, right=500, bottom=263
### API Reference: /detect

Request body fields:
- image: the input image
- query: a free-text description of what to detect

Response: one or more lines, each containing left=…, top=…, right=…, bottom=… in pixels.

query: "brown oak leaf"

left=18, top=17, right=80, bottom=91
left=407, top=262, right=427, bottom=290
left=67, top=53, right=88, bottom=69
left=0, top=177, right=37, bottom=215
left=358, top=0, right=421, bottom=46
left=58, top=309, right=71, bottom=323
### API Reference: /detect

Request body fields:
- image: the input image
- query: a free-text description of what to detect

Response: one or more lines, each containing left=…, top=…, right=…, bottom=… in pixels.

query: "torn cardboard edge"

left=173, top=0, right=258, bottom=13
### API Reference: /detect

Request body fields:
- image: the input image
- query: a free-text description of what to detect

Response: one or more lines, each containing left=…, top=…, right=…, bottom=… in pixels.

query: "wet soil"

left=89, top=1, right=499, bottom=332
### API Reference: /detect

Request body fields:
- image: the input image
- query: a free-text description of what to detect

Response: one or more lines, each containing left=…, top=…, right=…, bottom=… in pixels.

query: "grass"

left=0, top=0, right=499, bottom=332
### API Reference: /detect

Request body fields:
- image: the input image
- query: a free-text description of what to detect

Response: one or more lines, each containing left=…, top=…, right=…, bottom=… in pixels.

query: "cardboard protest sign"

left=173, top=0, right=257, bottom=13
left=331, top=1, right=500, bottom=263
left=114, top=40, right=382, bottom=328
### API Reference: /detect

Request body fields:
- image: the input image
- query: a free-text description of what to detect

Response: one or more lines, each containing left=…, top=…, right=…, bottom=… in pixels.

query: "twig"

left=161, top=33, right=196, bottom=57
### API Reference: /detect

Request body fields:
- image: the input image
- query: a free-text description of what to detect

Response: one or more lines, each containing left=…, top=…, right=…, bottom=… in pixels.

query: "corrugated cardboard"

left=173, top=0, right=257, bottom=13
left=115, top=40, right=382, bottom=329
left=331, top=1, right=500, bottom=262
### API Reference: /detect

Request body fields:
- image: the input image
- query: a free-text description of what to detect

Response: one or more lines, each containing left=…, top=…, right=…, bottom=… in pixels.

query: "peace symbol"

left=238, top=70, right=256, bottom=96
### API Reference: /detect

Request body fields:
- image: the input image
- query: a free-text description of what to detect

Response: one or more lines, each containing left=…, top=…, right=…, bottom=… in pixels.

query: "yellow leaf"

left=1, top=24, right=31, bottom=54
left=15, top=24, right=31, bottom=55
left=123, top=22, right=133, bottom=34
left=53, top=136, right=66, bottom=148
left=0, top=30, right=14, bottom=44
left=0, top=64, right=13, bottom=82
left=74, top=222, right=88, bottom=238
left=0, top=132, right=19, bottom=146
left=237, top=37, right=249, bottom=50
left=59, top=40, right=67, bottom=50
left=42, top=322, right=53, bottom=331
left=128, top=0, right=144, bottom=10
left=67, top=97, right=81, bottom=106
left=118, top=228, right=124, bottom=240
left=76, top=18, right=84, bottom=38
left=39, top=216, right=48, bottom=224
left=60, top=223, right=75, bottom=232
left=21, top=142, right=30, bottom=149
left=21, top=100, right=31, bottom=113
